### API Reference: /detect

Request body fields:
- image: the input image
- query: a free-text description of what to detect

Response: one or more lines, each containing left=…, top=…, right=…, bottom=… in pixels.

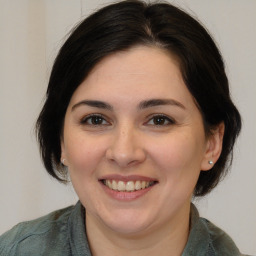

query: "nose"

left=106, top=125, right=146, bottom=167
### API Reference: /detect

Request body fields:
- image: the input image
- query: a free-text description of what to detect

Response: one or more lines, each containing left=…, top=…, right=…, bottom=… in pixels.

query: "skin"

left=61, top=46, right=224, bottom=256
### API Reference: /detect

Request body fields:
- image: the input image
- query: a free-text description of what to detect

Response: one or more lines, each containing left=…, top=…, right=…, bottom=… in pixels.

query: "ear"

left=60, top=139, right=68, bottom=166
left=201, top=122, right=225, bottom=171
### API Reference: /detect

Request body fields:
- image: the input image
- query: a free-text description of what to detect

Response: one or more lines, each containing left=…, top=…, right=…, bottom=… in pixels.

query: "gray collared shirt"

left=0, top=202, right=248, bottom=255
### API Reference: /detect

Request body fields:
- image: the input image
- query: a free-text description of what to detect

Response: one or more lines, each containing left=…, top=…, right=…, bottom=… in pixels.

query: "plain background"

left=0, top=0, right=255, bottom=255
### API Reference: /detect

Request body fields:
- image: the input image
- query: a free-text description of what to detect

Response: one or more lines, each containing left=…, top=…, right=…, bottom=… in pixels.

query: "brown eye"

left=81, top=115, right=109, bottom=126
left=147, top=115, right=175, bottom=126
left=90, top=116, right=104, bottom=125
left=153, top=116, right=167, bottom=125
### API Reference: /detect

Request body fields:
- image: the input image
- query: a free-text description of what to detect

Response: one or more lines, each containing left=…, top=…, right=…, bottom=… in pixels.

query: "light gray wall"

left=0, top=1, right=255, bottom=255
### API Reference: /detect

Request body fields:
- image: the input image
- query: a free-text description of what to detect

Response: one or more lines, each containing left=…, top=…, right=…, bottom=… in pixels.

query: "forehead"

left=69, top=46, right=194, bottom=108
left=89, top=46, right=181, bottom=85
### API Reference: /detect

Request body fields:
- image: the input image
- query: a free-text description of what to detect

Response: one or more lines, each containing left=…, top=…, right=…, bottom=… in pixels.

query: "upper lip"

left=99, top=174, right=158, bottom=182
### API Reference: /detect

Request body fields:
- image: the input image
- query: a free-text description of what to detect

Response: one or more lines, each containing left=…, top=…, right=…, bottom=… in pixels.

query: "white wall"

left=0, top=1, right=255, bottom=255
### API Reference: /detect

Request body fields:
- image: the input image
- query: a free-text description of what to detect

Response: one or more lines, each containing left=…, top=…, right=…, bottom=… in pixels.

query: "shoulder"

left=200, top=217, right=247, bottom=256
left=187, top=204, right=249, bottom=256
left=0, top=205, right=75, bottom=256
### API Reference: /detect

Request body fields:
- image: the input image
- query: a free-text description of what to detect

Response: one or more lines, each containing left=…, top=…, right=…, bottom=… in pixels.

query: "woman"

left=0, top=0, right=247, bottom=255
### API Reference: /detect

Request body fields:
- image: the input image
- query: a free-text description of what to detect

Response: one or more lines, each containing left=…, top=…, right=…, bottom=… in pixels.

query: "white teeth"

left=126, top=181, right=135, bottom=191
left=135, top=180, right=141, bottom=190
left=117, top=181, right=125, bottom=191
left=112, top=180, right=118, bottom=190
left=104, top=180, right=155, bottom=192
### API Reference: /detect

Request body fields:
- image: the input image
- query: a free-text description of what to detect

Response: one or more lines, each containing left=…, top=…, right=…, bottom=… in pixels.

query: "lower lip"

left=100, top=182, right=155, bottom=201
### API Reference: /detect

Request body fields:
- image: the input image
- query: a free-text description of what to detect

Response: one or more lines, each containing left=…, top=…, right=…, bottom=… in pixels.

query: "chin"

left=106, top=220, right=151, bottom=236
left=97, top=209, right=154, bottom=236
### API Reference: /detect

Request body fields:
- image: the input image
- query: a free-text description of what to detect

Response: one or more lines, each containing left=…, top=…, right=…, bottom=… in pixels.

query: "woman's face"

left=61, top=46, right=217, bottom=236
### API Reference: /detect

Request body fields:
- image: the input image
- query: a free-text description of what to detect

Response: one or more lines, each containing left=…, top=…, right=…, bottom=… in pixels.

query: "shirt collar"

left=68, top=202, right=213, bottom=256
left=182, top=203, right=212, bottom=256
left=68, top=201, right=92, bottom=256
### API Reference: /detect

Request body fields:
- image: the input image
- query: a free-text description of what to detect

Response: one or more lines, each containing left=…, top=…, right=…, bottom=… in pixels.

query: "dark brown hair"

left=36, top=0, right=241, bottom=196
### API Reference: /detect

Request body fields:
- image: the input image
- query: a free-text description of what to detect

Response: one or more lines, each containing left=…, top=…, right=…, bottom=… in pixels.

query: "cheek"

left=148, top=131, right=205, bottom=183
left=64, top=133, right=107, bottom=176
left=148, top=133, right=204, bottom=204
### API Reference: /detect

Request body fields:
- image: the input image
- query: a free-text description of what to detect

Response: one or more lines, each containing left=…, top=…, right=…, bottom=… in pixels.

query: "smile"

left=102, top=180, right=157, bottom=192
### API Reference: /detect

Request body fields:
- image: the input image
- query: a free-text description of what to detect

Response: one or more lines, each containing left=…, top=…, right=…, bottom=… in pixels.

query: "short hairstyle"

left=36, top=0, right=241, bottom=196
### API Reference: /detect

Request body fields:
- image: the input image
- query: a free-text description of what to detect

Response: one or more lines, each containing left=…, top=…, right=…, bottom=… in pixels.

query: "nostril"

left=105, top=133, right=146, bottom=167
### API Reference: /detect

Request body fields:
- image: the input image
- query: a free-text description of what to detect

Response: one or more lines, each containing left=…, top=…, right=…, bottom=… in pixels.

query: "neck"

left=86, top=203, right=191, bottom=256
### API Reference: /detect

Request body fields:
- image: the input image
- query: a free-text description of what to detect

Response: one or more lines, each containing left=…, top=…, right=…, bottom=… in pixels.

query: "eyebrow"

left=71, top=98, right=185, bottom=112
left=71, top=100, right=113, bottom=111
left=138, top=99, right=186, bottom=110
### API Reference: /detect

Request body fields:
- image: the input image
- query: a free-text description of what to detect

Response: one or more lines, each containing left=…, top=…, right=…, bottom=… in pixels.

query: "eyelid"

left=80, top=113, right=110, bottom=125
left=145, top=114, right=176, bottom=125
left=79, top=113, right=175, bottom=127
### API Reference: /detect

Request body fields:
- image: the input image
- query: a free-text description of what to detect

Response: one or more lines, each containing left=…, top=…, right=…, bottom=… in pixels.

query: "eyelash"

left=146, top=114, right=175, bottom=126
left=80, top=114, right=175, bottom=127
left=80, top=114, right=110, bottom=126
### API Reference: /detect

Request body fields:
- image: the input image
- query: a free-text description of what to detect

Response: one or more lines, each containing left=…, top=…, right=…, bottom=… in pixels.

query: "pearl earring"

left=208, top=160, right=213, bottom=165
left=61, top=158, right=66, bottom=165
